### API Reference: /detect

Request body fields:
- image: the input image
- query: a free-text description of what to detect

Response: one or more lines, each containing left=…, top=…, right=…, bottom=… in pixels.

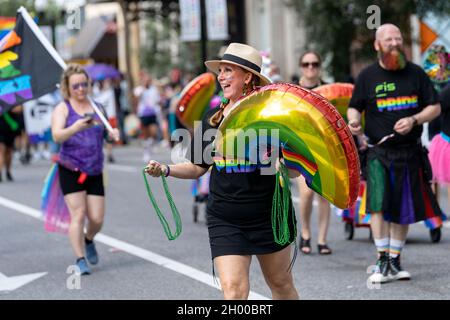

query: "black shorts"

left=58, top=165, right=105, bottom=196
left=0, top=131, right=16, bottom=147
left=140, top=115, right=158, bottom=127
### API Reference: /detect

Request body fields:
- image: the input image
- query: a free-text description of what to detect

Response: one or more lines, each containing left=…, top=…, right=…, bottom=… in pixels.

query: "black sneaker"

left=368, top=252, right=390, bottom=283
left=389, top=255, right=411, bottom=281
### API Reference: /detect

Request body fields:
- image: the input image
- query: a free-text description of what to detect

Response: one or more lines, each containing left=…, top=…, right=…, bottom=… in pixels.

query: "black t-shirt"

left=189, top=107, right=278, bottom=221
left=440, top=84, right=450, bottom=136
left=349, top=62, right=438, bottom=147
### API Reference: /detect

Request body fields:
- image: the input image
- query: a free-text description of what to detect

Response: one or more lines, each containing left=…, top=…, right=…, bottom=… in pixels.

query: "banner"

left=179, top=0, right=201, bottom=42
left=23, top=90, right=60, bottom=143
left=205, top=0, right=228, bottom=41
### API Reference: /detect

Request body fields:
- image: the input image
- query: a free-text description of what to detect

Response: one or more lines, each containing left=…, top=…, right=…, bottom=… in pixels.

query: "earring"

left=242, top=83, right=249, bottom=96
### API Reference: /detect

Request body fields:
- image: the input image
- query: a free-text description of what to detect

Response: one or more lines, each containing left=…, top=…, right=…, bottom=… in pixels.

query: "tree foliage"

left=0, top=0, right=35, bottom=17
left=288, top=0, right=450, bottom=80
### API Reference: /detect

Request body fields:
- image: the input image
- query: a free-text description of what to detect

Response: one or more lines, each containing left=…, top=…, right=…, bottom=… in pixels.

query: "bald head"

left=374, top=23, right=403, bottom=53
left=375, top=23, right=402, bottom=41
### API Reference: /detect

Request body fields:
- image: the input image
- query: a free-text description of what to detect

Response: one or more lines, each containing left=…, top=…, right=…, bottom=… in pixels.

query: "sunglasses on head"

left=301, top=62, right=320, bottom=68
left=71, top=82, right=89, bottom=90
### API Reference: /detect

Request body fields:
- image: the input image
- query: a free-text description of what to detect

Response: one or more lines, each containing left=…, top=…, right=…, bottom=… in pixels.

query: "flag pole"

left=17, top=6, right=115, bottom=134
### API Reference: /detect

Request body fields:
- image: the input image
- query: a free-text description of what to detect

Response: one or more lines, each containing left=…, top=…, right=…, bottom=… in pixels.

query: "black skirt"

left=207, top=200, right=297, bottom=259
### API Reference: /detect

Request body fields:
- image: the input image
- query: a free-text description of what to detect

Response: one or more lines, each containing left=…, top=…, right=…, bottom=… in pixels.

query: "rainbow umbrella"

left=215, top=83, right=360, bottom=209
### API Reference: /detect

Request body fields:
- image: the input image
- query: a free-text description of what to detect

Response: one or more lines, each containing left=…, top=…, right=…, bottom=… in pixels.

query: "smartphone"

left=83, top=112, right=95, bottom=123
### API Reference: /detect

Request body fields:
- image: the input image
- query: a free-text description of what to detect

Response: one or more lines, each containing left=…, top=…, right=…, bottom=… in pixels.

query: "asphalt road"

left=1, top=142, right=449, bottom=300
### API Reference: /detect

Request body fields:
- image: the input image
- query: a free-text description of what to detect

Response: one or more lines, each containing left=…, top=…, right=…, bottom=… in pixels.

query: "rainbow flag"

left=0, top=8, right=63, bottom=116
left=0, top=17, right=16, bottom=40
left=282, top=147, right=318, bottom=185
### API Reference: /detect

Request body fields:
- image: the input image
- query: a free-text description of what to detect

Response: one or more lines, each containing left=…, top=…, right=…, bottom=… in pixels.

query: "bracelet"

left=164, top=165, right=170, bottom=177
left=411, top=116, right=418, bottom=126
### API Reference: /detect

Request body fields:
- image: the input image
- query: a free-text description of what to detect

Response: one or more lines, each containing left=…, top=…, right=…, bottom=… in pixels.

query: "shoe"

left=6, top=171, right=13, bottom=181
left=299, top=237, right=311, bottom=254
left=389, top=255, right=411, bottom=281
left=76, top=258, right=91, bottom=275
left=85, top=241, right=99, bottom=265
left=318, top=244, right=332, bottom=255
left=107, top=155, right=115, bottom=163
left=368, top=252, right=390, bottom=284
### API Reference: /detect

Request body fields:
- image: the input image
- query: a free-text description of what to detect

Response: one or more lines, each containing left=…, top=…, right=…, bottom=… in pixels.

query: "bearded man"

left=347, top=24, right=444, bottom=284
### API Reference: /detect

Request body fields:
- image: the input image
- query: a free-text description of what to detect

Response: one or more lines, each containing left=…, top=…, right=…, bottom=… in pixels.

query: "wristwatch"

left=411, top=116, right=418, bottom=126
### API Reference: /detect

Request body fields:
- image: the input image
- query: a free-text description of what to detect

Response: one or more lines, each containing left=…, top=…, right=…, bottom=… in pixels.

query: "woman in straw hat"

left=145, top=43, right=299, bottom=299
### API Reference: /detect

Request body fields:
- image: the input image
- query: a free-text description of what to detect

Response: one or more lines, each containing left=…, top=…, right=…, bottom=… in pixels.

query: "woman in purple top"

left=51, top=64, right=119, bottom=275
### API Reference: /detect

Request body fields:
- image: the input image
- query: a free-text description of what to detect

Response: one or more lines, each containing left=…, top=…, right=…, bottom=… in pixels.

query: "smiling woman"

left=45, top=63, right=119, bottom=276
left=145, top=43, right=300, bottom=300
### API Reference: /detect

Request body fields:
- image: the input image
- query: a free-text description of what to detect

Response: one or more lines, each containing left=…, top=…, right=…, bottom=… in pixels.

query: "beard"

left=378, top=45, right=407, bottom=71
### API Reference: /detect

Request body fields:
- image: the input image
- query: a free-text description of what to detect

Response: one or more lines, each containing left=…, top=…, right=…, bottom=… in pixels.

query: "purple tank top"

left=58, top=100, right=104, bottom=175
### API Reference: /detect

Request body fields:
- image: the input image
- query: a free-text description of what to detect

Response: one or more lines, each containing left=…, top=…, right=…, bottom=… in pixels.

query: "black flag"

left=0, top=7, right=64, bottom=116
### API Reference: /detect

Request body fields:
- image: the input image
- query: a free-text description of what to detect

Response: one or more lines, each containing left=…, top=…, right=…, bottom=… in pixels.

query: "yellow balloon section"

left=215, top=83, right=359, bottom=209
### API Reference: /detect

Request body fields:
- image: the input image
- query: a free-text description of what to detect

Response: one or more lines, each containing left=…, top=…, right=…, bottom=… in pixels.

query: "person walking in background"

left=296, top=51, right=332, bottom=255
left=347, top=24, right=443, bottom=284
left=51, top=64, right=119, bottom=275
left=0, top=107, right=21, bottom=182
left=134, top=70, right=161, bottom=162
left=428, top=83, right=450, bottom=222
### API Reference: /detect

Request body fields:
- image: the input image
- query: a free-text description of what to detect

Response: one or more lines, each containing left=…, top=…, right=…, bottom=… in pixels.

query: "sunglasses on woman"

left=71, top=82, right=89, bottom=90
left=301, top=62, right=320, bottom=68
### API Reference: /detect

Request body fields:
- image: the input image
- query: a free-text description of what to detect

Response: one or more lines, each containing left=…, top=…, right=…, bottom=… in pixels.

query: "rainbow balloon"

left=215, top=83, right=360, bottom=209
left=313, top=83, right=354, bottom=121
left=176, top=72, right=216, bottom=129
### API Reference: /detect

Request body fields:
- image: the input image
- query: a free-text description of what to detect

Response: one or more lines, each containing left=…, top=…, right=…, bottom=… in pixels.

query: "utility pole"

left=199, top=0, right=207, bottom=72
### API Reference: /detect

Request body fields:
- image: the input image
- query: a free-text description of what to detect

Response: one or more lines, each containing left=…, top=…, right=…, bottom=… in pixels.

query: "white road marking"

left=0, top=196, right=268, bottom=300
left=0, top=272, right=48, bottom=292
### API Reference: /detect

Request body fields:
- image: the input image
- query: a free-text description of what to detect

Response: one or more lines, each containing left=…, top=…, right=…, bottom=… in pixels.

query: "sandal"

left=318, top=244, right=332, bottom=255
left=299, top=237, right=311, bottom=254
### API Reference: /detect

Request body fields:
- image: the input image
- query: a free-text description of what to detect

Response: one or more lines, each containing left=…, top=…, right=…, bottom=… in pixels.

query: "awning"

left=70, top=15, right=117, bottom=60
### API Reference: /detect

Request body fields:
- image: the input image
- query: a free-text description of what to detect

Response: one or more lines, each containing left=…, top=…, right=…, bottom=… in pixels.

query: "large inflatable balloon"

left=215, top=83, right=360, bottom=209
left=313, top=83, right=354, bottom=121
left=176, top=72, right=216, bottom=129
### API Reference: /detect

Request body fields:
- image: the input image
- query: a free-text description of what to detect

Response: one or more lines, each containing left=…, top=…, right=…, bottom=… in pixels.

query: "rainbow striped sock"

left=389, top=239, right=405, bottom=258
left=374, top=238, right=389, bottom=254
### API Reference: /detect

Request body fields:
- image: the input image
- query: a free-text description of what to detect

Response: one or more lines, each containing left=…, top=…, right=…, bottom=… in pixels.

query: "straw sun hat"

left=205, top=43, right=272, bottom=86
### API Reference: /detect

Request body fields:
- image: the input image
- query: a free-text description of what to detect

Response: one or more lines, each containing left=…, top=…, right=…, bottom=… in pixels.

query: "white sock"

left=374, top=237, right=389, bottom=254
left=389, top=239, right=405, bottom=258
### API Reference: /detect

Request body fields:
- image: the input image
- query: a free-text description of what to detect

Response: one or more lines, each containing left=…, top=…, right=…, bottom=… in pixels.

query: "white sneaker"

left=368, top=253, right=391, bottom=284
left=368, top=271, right=390, bottom=284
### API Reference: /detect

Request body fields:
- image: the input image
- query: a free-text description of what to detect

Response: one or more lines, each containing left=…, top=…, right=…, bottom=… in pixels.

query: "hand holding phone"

left=84, top=112, right=95, bottom=123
